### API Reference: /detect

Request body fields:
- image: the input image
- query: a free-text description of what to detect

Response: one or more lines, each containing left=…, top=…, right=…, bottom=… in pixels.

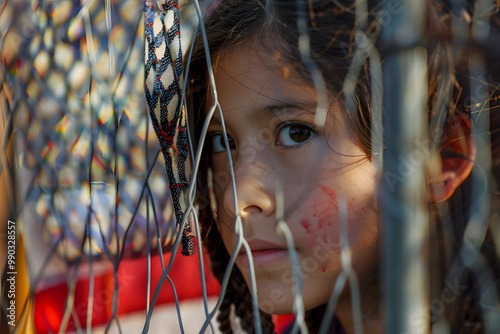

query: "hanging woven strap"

left=144, top=0, right=194, bottom=255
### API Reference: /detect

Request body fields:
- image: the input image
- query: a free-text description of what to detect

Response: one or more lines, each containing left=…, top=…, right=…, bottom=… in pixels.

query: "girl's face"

left=206, top=43, right=380, bottom=314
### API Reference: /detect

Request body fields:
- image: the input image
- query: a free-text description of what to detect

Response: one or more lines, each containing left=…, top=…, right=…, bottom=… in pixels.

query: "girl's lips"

left=236, top=239, right=290, bottom=267
left=237, top=249, right=290, bottom=267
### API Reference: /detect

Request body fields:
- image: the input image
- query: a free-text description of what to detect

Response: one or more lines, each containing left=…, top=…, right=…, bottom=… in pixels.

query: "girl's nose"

left=223, top=162, right=275, bottom=218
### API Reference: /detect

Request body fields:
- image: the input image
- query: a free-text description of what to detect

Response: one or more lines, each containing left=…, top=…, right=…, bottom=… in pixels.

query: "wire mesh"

left=1, top=0, right=500, bottom=333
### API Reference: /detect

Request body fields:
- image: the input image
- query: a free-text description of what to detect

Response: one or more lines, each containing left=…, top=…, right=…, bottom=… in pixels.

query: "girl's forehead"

left=212, top=43, right=319, bottom=111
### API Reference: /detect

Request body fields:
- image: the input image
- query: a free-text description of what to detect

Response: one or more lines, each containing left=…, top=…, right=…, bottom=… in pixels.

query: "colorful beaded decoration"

left=144, top=0, right=194, bottom=255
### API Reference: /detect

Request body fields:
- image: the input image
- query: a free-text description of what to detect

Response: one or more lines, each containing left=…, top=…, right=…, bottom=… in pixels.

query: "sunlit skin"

left=206, top=42, right=381, bottom=332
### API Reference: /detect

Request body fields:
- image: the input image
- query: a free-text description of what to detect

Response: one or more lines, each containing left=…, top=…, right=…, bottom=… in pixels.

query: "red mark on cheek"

left=303, top=185, right=340, bottom=247
left=321, top=263, right=327, bottom=272
left=303, top=185, right=339, bottom=247
left=354, top=206, right=367, bottom=216
left=300, top=218, right=313, bottom=234
left=300, top=218, right=310, bottom=229
left=312, top=185, right=338, bottom=228
left=318, top=184, right=337, bottom=201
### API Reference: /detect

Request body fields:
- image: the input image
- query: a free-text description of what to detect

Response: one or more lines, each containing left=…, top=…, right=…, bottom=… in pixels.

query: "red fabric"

left=272, top=314, right=296, bottom=333
left=33, top=245, right=221, bottom=333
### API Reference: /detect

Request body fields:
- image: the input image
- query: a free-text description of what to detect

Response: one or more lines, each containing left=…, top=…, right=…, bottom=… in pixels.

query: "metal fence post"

left=381, top=0, right=429, bottom=333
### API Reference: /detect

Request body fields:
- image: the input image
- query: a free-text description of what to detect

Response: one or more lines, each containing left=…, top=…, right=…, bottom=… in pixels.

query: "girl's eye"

left=276, top=123, right=315, bottom=147
left=209, top=133, right=236, bottom=153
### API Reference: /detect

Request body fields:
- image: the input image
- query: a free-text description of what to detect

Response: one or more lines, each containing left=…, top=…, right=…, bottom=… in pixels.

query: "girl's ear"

left=429, top=114, right=476, bottom=202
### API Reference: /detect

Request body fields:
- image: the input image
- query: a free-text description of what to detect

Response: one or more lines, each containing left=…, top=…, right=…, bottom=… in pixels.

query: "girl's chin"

left=256, top=291, right=328, bottom=315
left=257, top=297, right=296, bottom=315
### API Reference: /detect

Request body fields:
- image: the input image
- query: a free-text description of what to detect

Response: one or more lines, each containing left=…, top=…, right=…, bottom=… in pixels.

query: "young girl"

left=184, top=0, right=500, bottom=332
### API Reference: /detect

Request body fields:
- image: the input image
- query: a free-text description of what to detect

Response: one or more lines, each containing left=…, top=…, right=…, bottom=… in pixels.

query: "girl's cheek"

left=346, top=192, right=374, bottom=218
left=212, top=167, right=230, bottom=189
left=298, top=185, right=375, bottom=249
left=300, top=184, right=341, bottom=247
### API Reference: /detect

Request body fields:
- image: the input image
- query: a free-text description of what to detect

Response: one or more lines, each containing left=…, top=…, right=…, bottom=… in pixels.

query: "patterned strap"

left=144, top=0, right=194, bottom=255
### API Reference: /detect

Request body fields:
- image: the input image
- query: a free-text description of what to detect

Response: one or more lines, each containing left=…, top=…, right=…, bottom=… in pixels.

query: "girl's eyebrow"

left=208, top=102, right=317, bottom=125
left=251, top=103, right=317, bottom=122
